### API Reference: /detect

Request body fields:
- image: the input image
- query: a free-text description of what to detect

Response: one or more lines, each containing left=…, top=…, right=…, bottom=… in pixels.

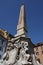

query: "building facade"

left=0, top=29, right=14, bottom=59
left=0, top=34, right=7, bottom=59
left=34, top=43, right=43, bottom=65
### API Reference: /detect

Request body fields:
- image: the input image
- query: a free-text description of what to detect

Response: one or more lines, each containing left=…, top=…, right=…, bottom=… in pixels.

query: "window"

left=41, top=46, right=43, bottom=50
left=36, top=52, right=39, bottom=55
left=36, top=47, right=38, bottom=51
left=0, top=39, right=4, bottom=51
left=0, top=55, right=1, bottom=59
left=38, top=59, right=40, bottom=63
left=42, top=51, right=43, bottom=54
left=0, top=40, right=2, bottom=50
left=0, top=46, right=2, bottom=50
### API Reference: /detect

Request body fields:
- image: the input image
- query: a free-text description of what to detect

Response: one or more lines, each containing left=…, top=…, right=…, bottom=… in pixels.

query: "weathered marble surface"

left=0, top=40, right=42, bottom=65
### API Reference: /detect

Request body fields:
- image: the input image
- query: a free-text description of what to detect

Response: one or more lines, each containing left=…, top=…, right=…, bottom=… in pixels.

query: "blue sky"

left=0, top=0, right=43, bottom=44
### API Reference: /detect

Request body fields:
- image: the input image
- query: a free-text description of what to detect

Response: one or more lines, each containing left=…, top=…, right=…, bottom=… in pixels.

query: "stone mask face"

left=7, top=42, right=14, bottom=51
left=21, top=41, right=29, bottom=52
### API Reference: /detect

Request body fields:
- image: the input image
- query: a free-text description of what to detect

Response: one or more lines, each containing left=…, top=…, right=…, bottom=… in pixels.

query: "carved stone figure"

left=1, top=42, right=18, bottom=65
left=0, top=40, right=42, bottom=65
left=14, top=41, right=33, bottom=65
